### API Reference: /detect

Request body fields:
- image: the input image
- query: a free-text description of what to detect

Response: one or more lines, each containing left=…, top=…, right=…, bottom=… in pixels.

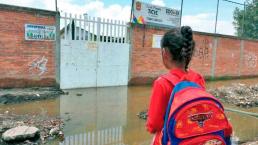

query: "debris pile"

left=0, top=87, right=64, bottom=105
left=241, top=141, right=258, bottom=145
left=0, top=113, right=64, bottom=145
left=209, top=83, right=258, bottom=108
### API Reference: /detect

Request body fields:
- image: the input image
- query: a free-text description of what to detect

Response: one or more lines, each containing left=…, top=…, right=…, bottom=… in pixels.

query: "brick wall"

left=0, top=4, right=57, bottom=88
left=191, top=34, right=214, bottom=77
left=215, top=37, right=241, bottom=77
left=129, top=25, right=167, bottom=84
left=241, top=40, right=258, bottom=76
left=129, top=24, right=258, bottom=85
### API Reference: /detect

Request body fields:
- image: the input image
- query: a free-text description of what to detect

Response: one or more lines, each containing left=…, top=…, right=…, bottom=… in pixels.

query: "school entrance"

left=60, top=14, right=130, bottom=89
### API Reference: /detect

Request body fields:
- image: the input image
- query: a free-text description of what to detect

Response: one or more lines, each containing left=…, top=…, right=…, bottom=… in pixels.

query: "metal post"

left=215, top=0, right=220, bottom=33
left=222, top=0, right=245, bottom=6
left=241, top=2, right=246, bottom=37
left=97, top=17, right=101, bottom=42
left=55, top=0, right=58, bottom=11
left=180, top=0, right=184, bottom=26
left=130, top=0, right=135, bottom=22
left=211, top=37, right=218, bottom=78
left=55, top=12, right=60, bottom=87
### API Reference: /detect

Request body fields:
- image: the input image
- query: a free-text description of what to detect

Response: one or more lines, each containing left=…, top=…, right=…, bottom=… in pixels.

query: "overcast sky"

left=0, top=0, right=247, bottom=35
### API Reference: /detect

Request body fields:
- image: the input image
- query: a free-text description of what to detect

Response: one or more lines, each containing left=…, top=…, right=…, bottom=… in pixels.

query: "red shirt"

left=146, top=68, right=205, bottom=144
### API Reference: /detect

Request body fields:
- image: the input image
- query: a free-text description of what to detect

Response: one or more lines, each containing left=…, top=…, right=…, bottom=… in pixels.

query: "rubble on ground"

left=0, top=113, right=64, bottom=145
left=2, top=126, right=40, bottom=142
left=241, top=141, right=258, bottom=145
left=209, top=83, right=258, bottom=108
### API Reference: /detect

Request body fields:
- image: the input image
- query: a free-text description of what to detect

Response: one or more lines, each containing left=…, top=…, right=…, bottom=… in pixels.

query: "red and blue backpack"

left=160, top=74, right=232, bottom=145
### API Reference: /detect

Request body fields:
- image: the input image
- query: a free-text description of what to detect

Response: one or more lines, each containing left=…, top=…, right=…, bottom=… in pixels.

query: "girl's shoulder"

left=153, top=74, right=175, bottom=89
left=154, top=75, right=171, bottom=86
left=153, top=69, right=205, bottom=88
left=188, top=69, right=205, bottom=79
left=187, top=69, right=206, bottom=88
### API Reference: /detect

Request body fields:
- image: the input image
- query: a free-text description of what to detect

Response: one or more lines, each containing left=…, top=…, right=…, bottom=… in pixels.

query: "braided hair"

left=161, top=26, right=195, bottom=70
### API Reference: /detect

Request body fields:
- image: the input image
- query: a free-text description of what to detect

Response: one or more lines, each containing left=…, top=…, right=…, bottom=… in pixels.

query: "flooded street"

left=1, top=0, right=258, bottom=144
left=1, top=78, right=258, bottom=145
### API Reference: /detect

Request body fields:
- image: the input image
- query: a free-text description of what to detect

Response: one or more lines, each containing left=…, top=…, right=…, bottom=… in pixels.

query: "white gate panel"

left=60, top=14, right=130, bottom=89
left=61, top=40, right=97, bottom=89
left=97, top=66, right=129, bottom=86
left=97, top=43, right=129, bottom=87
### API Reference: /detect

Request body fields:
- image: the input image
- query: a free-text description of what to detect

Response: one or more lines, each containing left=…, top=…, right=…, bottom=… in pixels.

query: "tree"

left=233, top=0, right=258, bottom=39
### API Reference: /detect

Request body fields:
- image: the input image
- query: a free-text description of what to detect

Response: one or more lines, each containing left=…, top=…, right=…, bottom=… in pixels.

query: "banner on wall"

left=131, top=0, right=180, bottom=28
left=25, top=24, right=56, bottom=41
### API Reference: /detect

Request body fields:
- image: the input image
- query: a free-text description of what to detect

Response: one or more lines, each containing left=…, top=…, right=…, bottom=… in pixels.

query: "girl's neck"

left=166, top=62, right=186, bottom=72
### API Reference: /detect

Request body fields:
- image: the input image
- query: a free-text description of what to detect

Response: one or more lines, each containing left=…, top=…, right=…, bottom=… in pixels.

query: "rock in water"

left=76, top=93, right=82, bottom=96
left=2, top=126, right=39, bottom=142
left=137, top=111, right=148, bottom=120
left=49, top=127, right=59, bottom=136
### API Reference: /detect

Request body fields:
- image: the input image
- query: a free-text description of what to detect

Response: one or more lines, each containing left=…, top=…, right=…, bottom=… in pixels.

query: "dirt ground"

left=0, top=87, right=64, bottom=105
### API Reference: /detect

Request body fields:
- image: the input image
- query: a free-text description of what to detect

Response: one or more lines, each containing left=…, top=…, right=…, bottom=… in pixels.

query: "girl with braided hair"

left=146, top=26, right=206, bottom=145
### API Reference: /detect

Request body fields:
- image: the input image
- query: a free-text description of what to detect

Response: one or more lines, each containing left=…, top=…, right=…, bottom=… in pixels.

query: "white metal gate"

left=60, top=13, right=130, bottom=89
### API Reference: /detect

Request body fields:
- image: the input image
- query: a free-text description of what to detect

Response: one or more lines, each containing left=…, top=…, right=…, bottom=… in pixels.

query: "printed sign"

left=152, top=34, right=163, bottom=48
left=25, top=24, right=56, bottom=41
left=132, top=1, right=180, bottom=28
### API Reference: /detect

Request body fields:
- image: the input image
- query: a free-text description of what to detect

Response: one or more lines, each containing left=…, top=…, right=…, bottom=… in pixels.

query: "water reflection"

left=60, top=87, right=128, bottom=144
left=60, top=126, right=123, bottom=145
left=226, top=111, right=258, bottom=143
left=60, top=86, right=153, bottom=145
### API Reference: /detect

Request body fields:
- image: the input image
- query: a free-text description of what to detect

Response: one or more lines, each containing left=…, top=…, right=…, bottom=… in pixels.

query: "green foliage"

left=233, top=0, right=258, bottom=39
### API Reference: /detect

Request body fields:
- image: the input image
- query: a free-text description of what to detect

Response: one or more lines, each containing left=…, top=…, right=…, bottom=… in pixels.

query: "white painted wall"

left=60, top=40, right=129, bottom=89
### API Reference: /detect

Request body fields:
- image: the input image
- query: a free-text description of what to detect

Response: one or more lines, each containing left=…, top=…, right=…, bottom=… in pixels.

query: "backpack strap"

left=160, top=73, right=180, bottom=145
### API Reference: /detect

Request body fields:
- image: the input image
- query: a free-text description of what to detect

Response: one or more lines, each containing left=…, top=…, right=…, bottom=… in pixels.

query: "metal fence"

left=180, top=0, right=255, bottom=39
left=215, top=0, right=245, bottom=33
left=60, top=13, right=129, bottom=43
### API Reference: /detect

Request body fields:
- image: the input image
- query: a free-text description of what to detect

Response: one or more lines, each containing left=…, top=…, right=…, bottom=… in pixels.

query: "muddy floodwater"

left=1, top=78, right=258, bottom=145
